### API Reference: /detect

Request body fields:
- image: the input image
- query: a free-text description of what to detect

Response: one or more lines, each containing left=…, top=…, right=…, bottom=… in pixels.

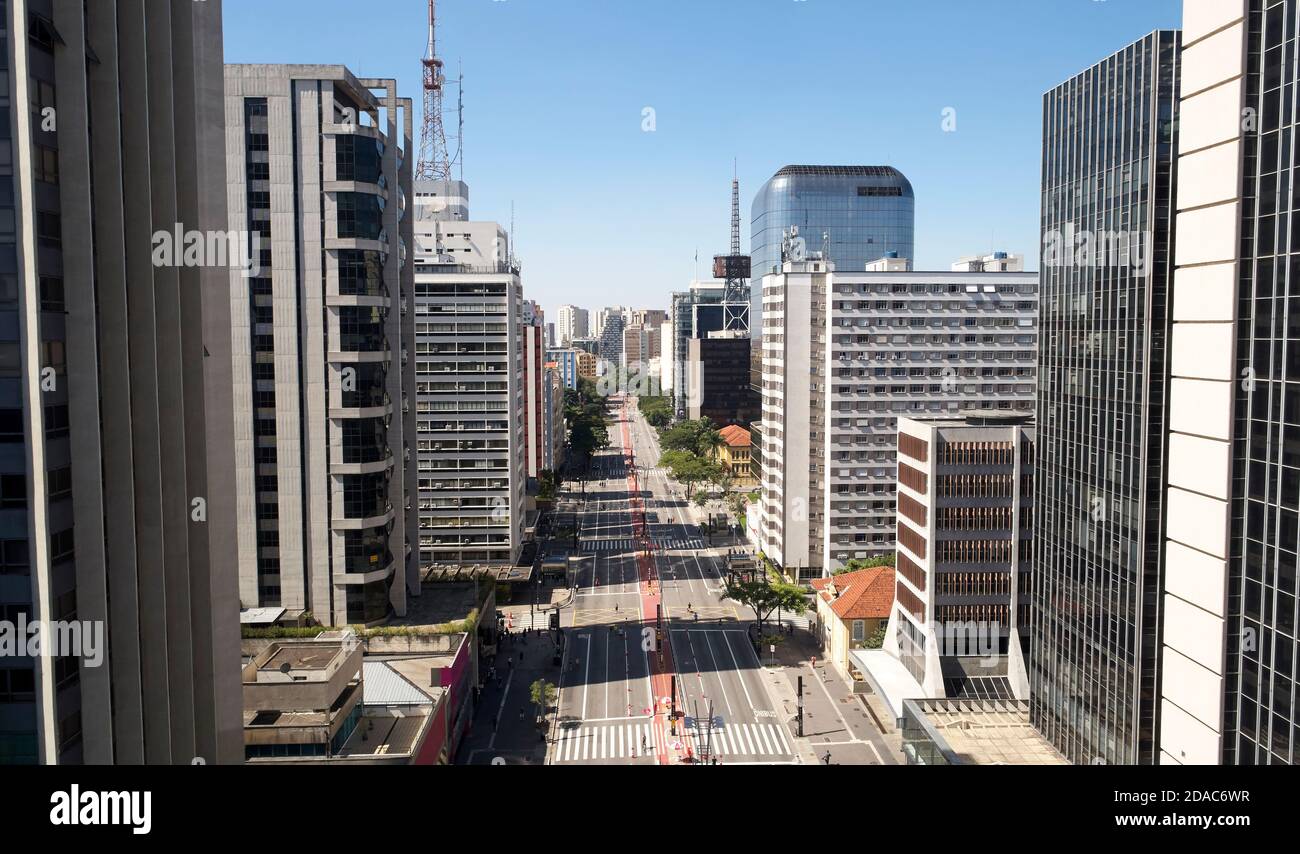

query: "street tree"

left=660, top=449, right=722, bottom=502
left=722, top=578, right=808, bottom=638
left=529, top=678, right=558, bottom=724
left=659, top=418, right=723, bottom=458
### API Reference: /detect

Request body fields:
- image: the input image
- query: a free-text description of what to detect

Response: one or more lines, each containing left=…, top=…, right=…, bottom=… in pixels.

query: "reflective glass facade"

left=1226, top=0, right=1300, bottom=764
left=750, top=165, right=915, bottom=333
left=1032, top=31, right=1180, bottom=765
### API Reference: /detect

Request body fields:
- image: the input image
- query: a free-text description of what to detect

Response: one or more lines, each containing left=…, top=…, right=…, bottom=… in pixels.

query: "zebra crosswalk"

left=580, top=539, right=638, bottom=553
left=550, top=719, right=795, bottom=763
left=657, top=537, right=705, bottom=551
left=552, top=720, right=660, bottom=763
left=500, top=609, right=553, bottom=631
left=689, top=722, right=794, bottom=760
left=580, top=537, right=707, bottom=553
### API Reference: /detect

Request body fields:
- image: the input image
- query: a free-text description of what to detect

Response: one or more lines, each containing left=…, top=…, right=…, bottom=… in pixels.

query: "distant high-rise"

left=1032, top=30, right=1180, bottom=766
left=225, top=65, right=416, bottom=628
left=1, top=0, right=241, bottom=765
left=556, top=305, right=589, bottom=344
left=751, top=165, right=915, bottom=334
left=598, top=313, right=625, bottom=369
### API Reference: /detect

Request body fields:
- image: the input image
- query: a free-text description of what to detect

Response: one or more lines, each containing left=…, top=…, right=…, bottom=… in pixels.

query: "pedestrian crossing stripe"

left=553, top=722, right=660, bottom=763
left=551, top=721, right=793, bottom=762
left=578, top=538, right=705, bottom=553
left=691, top=723, right=793, bottom=759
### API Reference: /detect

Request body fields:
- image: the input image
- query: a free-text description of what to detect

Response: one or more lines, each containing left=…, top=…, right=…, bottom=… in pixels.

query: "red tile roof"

left=811, top=566, right=895, bottom=621
left=718, top=424, right=750, bottom=448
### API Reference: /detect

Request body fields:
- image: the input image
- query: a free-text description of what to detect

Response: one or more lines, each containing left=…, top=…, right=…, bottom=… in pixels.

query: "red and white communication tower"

left=416, top=0, right=462, bottom=182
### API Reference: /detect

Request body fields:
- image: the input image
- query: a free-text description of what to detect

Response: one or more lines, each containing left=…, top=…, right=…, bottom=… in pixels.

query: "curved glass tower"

left=750, top=165, right=915, bottom=330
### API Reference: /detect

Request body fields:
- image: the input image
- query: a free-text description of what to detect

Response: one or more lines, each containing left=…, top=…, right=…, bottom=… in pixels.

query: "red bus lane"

left=620, top=399, right=686, bottom=765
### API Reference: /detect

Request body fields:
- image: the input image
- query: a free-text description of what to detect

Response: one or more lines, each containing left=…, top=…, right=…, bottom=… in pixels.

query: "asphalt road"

left=548, top=397, right=796, bottom=765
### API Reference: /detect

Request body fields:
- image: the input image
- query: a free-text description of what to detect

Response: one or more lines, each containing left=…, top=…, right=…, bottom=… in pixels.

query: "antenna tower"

left=417, top=0, right=461, bottom=181
left=715, top=168, right=751, bottom=333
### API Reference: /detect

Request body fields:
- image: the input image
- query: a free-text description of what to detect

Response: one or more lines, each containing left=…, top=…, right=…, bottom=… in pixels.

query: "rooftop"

left=902, top=699, right=1068, bottom=766
left=811, top=566, right=895, bottom=621
left=775, top=165, right=904, bottom=178
left=718, top=424, right=751, bottom=448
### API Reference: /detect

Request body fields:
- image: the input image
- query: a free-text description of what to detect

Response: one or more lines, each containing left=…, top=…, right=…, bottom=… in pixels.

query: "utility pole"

left=796, top=675, right=805, bottom=738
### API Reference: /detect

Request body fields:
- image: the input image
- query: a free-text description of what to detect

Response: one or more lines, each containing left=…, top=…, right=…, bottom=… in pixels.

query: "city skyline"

left=3, top=0, right=1297, bottom=809
left=222, top=0, right=1182, bottom=315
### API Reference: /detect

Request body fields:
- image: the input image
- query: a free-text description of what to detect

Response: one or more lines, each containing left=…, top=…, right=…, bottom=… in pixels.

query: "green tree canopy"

left=660, top=449, right=722, bottom=500
left=722, top=578, right=808, bottom=636
left=833, top=554, right=896, bottom=575
left=659, top=418, right=723, bottom=458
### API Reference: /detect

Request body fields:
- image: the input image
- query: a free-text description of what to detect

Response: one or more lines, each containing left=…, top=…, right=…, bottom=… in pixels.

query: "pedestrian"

left=519, top=708, right=525, bottom=722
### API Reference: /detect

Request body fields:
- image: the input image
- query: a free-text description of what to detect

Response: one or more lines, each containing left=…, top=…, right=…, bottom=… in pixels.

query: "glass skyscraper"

left=750, top=165, right=914, bottom=333
left=1033, top=30, right=1180, bottom=765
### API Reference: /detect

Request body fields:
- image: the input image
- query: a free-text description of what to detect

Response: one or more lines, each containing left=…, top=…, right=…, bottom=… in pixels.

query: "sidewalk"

left=761, top=627, right=904, bottom=766
left=457, top=629, right=563, bottom=765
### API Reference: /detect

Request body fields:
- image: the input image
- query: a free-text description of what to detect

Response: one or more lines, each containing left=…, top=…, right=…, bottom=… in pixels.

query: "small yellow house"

left=715, top=425, right=757, bottom=488
left=810, top=566, right=895, bottom=677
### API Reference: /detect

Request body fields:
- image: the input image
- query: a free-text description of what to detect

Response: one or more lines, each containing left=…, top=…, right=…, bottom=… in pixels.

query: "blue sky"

left=223, top=0, right=1182, bottom=319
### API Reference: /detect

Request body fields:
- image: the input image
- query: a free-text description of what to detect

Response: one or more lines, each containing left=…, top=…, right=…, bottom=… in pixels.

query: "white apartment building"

left=412, top=183, right=526, bottom=567
left=761, top=256, right=1038, bottom=581
left=556, top=305, right=589, bottom=345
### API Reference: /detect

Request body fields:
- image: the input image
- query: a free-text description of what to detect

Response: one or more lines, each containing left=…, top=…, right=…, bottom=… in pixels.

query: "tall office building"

left=670, top=280, right=725, bottom=418
left=1, top=0, right=241, bottom=764
left=522, top=308, right=546, bottom=481
left=1033, top=30, right=1180, bottom=765
left=879, top=413, right=1035, bottom=701
left=225, top=65, right=415, bottom=629
left=1157, top=0, right=1299, bottom=766
left=412, top=187, right=526, bottom=567
left=751, top=165, right=915, bottom=333
left=556, top=305, right=589, bottom=345
left=760, top=254, right=1036, bottom=582
left=598, top=313, right=624, bottom=369
left=595, top=306, right=625, bottom=338
left=687, top=333, right=760, bottom=429
left=542, top=364, right=566, bottom=474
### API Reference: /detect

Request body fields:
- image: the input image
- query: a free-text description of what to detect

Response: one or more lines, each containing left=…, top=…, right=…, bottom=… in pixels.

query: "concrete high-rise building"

left=412, top=186, right=526, bottom=567
left=1, top=0, right=241, bottom=765
left=1157, top=0, right=1299, bottom=767
left=751, top=165, right=915, bottom=334
left=1033, top=30, right=1180, bottom=766
left=225, top=65, right=415, bottom=630
left=522, top=311, right=546, bottom=481
left=622, top=324, right=645, bottom=371
left=556, top=305, right=589, bottom=345
left=595, top=306, right=625, bottom=339
left=868, top=413, right=1035, bottom=708
left=952, top=252, right=1025, bottom=273
left=760, top=255, right=1037, bottom=582
left=542, top=364, right=566, bottom=474
left=545, top=348, right=581, bottom=390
